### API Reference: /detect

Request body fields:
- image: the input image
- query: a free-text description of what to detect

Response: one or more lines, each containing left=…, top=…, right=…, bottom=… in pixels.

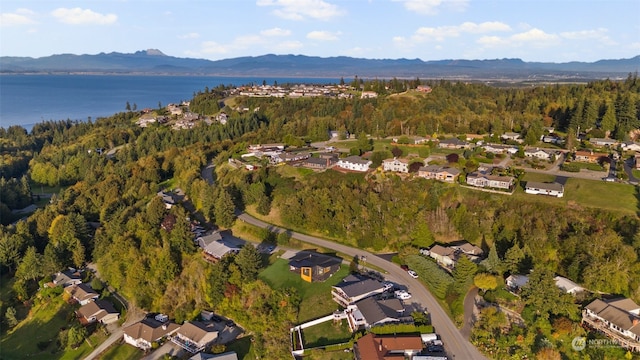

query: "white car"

left=408, top=270, right=419, bottom=279
left=394, top=290, right=412, bottom=300
left=382, top=282, right=394, bottom=291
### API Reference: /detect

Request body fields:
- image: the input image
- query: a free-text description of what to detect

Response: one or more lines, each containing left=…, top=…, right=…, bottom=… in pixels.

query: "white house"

left=382, top=158, right=409, bottom=173
left=501, top=132, right=522, bottom=142
left=554, top=276, right=584, bottom=294
left=583, top=298, right=640, bottom=352
left=505, top=274, right=529, bottom=290
left=123, top=317, right=180, bottom=351
left=524, top=148, right=555, bottom=161
left=171, top=321, right=218, bottom=354
left=332, top=274, right=385, bottom=307
left=622, top=141, right=640, bottom=152
left=525, top=182, right=564, bottom=198
left=336, top=156, right=372, bottom=172
left=428, top=245, right=456, bottom=267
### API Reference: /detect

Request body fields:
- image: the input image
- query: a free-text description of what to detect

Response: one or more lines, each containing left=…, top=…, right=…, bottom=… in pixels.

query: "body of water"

left=0, top=74, right=340, bottom=131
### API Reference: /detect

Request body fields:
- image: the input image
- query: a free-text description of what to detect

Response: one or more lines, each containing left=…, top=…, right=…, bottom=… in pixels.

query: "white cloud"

left=397, top=21, right=511, bottom=44
left=306, top=30, right=341, bottom=41
left=261, top=27, right=291, bottom=37
left=392, top=0, right=469, bottom=15
left=0, top=8, right=36, bottom=26
left=51, top=8, right=117, bottom=25
left=477, top=28, right=561, bottom=49
left=178, top=32, right=200, bottom=39
left=560, top=28, right=615, bottom=45
left=256, top=0, right=345, bottom=21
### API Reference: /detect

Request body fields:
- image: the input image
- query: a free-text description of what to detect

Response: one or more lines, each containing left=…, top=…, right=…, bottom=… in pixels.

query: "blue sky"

left=1, top=0, right=639, bottom=62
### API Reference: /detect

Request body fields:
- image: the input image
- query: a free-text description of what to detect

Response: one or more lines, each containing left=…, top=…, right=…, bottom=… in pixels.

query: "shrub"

left=560, top=163, right=580, bottom=172
left=405, top=255, right=453, bottom=299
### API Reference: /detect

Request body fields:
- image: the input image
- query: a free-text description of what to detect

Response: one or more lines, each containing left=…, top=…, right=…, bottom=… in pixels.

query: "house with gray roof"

left=288, top=251, right=341, bottom=283
left=52, top=268, right=83, bottom=287
left=331, top=274, right=385, bottom=307
left=123, top=317, right=180, bottom=350
left=64, top=283, right=99, bottom=305
left=525, top=181, right=564, bottom=198
left=336, top=156, right=372, bottom=172
left=197, top=233, right=241, bottom=262
left=583, top=298, right=640, bottom=352
left=438, top=138, right=470, bottom=149
left=171, top=321, right=218, bottom=354
left=345, top=297, right=413, bottom=332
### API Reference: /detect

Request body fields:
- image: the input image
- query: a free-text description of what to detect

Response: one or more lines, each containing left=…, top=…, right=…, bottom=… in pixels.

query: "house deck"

left=582, top=312, right=640, bottom=352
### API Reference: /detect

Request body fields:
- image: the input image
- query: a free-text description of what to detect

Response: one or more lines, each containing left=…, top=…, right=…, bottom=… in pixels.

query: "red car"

left=400, top=264, right=409, bottom=271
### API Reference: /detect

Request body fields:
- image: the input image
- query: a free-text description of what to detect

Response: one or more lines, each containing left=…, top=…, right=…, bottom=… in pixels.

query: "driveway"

left=237, top=213, right=488, bottom=360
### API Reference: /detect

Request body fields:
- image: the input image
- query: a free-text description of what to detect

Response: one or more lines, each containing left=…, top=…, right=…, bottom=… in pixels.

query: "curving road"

left=237, top=212, right=488, bottom=360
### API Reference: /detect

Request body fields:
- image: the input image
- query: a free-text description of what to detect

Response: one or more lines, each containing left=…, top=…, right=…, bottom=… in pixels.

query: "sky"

left=1, top=0, right=639, bottom=63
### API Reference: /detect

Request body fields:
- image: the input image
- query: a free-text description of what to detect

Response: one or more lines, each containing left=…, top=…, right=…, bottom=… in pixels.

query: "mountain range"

left=1, top=49, right=639, bottom=80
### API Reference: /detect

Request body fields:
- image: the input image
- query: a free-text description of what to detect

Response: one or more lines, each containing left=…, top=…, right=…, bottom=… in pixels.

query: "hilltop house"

left=505, top=274, right=530, bottom=291
left=438, top=138, right=470, bottom=149
left=76, top=300, right=119, bottom=325
left=589, top=138, right=619, bottom=148
left=554, top=276, right=585, bottom=294
left=574, top=150, right=609, bottom=164
left=582, top=298, right=640, bottom=352
left=426, top=245, right=456, bottom=268
left=466, top=172, right=515, bottom=190
left=123, top=316, right=180, bottom=351
left=197, top=233, right=242, bottom=262
left=303, top=155, right=338, bottom=169
left=52, top=268, right=83, bottom=287
left=501, top=132, right=522, bottom=142
left=336, top=156, right=372, bottom=172
left=288, top=251, right=341, bottom=283
left=345, top=297, right=412, bottom=332
left=483, top=144, right=518, bottom=155
left=417, top=165, right=460, bottom=183
left=525, top=181, right=564, bottom=198
left=524, top=148, right=556, bottom=161
left=64, top=283, right=99, bottom=305
left=382, top=157, right=409, bottom=173
left=353, top=333, right=423, bottom=360
left=171, top=321, right=218, bottom=354
left=332, top=274, right=386, bottom=307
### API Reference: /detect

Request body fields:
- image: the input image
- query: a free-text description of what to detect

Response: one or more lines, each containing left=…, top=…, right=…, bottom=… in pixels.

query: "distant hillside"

left=1, top=49, right=638, bottom=80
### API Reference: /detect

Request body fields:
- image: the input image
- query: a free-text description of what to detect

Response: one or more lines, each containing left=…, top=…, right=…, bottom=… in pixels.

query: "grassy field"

left=225, top=336, right=256, bottom=360
left=564, top=178, right=636, bottom=214
left=259, top=259, right=349, bottom=323
left=0, top=297, right=74, bottom=360
left=302, top=320, right=352, bottom=348
left=521, top=172, right=557, bottom=183
left=97, top=342, right=143, bottom=360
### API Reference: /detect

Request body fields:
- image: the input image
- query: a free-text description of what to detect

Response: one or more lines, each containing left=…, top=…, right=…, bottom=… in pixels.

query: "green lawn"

left=564, top=178, right=636, bottom=214
left=302, top=320, right=352, bottom=348
left=259, top=259, right=349, bottom=322
left=225, top=336, right=256, bottom=360
left=97, top=342, right=143, bottom=360
left=0, top=297, right=74, bottom=360
left=521, top=172, right=557, bottom=183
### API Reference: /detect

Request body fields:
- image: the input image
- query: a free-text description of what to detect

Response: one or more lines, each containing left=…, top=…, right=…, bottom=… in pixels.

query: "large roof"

left=526, top=181, right=564, bottom=192
left=356, top=297, right=408, bottom=325
left=177, top=321, right=218, bottom=344
left=585, top=298, right=640, bottom=336
left=333, top=274, right=384, bottom=298
left=355, top=333, right=423, bottom=360
left=288, top=251, right=341, bottom=269
left=77, top=300, right=118, bottom=320
left=124, top=318, right=180, bottom=343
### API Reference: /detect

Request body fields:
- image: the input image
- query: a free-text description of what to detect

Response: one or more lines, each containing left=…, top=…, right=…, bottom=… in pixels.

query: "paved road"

left=460, top=287, right=479, bottom=340
left=237, top=213, right=488, bottom=360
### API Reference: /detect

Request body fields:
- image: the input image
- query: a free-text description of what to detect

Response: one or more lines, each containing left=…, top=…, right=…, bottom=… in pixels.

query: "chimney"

left=378, top=342, right=383, bottom=352
left=633, top=318, right=639, bottom=327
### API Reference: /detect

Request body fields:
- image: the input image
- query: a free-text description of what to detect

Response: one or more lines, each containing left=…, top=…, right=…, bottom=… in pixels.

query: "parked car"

left=408, top=270, right=419, bottom=279
left=394, top=290, right=412, bottom=300
left=400, top=264, right=409, bottom=271
left=419, top=248, right=430, bottom=256
left=382, top=282, right=394, bottom=292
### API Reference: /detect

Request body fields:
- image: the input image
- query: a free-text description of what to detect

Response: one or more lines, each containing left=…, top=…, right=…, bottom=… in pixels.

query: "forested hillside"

left=0, top=76, right=639, bottom=358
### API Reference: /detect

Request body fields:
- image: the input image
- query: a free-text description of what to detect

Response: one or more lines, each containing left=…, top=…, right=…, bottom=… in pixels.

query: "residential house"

left=589, top=138, right=619, bottom=148
left=466, top=134, right=485, bottom=142
left=123, top=317, right=180, bottom=351
left=622, top=141, right=640, bottom=152
left=216, top=113, right=228, bottom=125
left=353, top=333, right=423, bottom=360
left=272, top=152, right=311, bottom=164
left=574, top=150, right=609, bottom=164
left=438, top=138, right=470, bottom=149
left=382, top=158, right=410, bottom=173
left=157, top=191, right=178, bottom=209
left=636, top=154, right=640, bottom=170
left=413, top=136, right=431, bottom=145
left=582, top=298, right=640, bottom=352
left=332, top=274, right=386, bottom=307
left=541, top=135, right=563, bottom=145
left=52, top=268, right=83, bottom=287
left=190, top=352, right=238, bottom=360
left=416, top=85, right=432, bottom=93
left=505, top=274, right=529, bottom=291
left=199, top=238, right=241, bottom=262
left=136, top=113, right=157, bottom=128
left=336, top=156, right=372, bottom=172
left=501, top=132, right=522, bottom=142
left=483, top=144, right=518, bottom=155
left=303, top=155, right=338, bottom=169
left=525, top=181, right=564, bottom=198
left=288, top=251, right=342, bottom=283
left=450, top=241, right=484, bottom=260
left=171, top=321, right=218, bottom=354
left=64, top=283, right=99, bottom=305
left=76, top=300, right=119, bottom=325
left=345, top=297, right=412, bottom=332
left=554, top=276, right=585, bottom=294
left=466, top=172, right=515, bottom=190
left=361, top=91, right=378, bottom=99
left=524, top=148, right=556, bottom=161
left=427, top=245, right=456, bottom=268
left=417, top=165, right=460, bottom=183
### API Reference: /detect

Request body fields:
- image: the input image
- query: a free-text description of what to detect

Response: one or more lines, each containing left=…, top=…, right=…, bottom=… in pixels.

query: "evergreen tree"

left=483, top=243, right=503, bottom=275
left=214, top=188, right=236, bottom=228
left=453, top=256, right=477, bottom=288
left=16, top=246, right=43, bottom=281
left=235, top=245, right=262, bottom=282
left=600, top=102, right=617, bottom=136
